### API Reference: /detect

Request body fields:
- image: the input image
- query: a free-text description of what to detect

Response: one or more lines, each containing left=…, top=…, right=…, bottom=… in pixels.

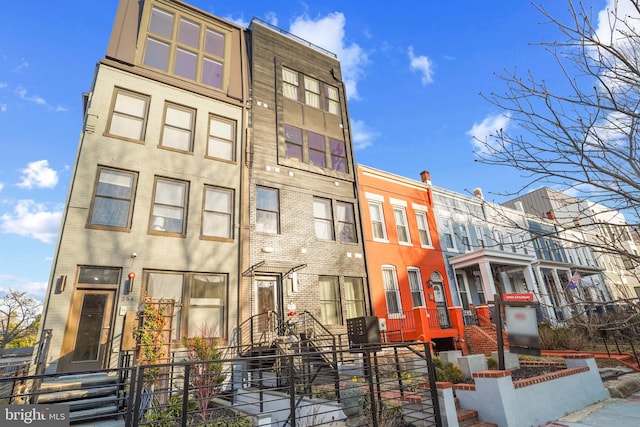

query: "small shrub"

left=487, top=357, right=498, bottom=370
left=443, top=362, right=464, bottom=383
left=435, top=362, right=464, bottom=383
left=538, top=323, right=588, bottom=351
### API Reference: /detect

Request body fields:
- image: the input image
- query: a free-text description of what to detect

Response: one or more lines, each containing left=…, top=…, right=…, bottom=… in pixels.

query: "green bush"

left=435, top=362, right=465, bottom=383
left=487, top=357, right=498, bottom=370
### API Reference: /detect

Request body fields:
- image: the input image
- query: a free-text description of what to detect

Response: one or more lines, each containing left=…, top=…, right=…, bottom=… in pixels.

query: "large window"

left=207, top=115, right=235, bottom=161
left=285, top=125, right=303, bottom=162
left=325, top=85, right=340, bottom=115
left=369, top=201, right=387, bottom=241
left=281, top=68, right=341, bottom=115
left=382, top=266, right=402, bottom=317
left=337, top=201, right=357, bottom=243
left=146, top=271, right=227, bottom=339
left=107, top=89, right=149, bottom=141
left=161, top=103, right=195, bottom=152
left=415, top=211, right=432, bottom=247
left=313, top=197, right=334, bottom=240
left=393, top=206, right=411, bottom=244
left=282, top=67, right=299, bottom=100
left=256, top=187, right=279, bottom=234
left=308, top=131, right=326, bottom=167
left=142, top=6, right=227, bottom=89
left=344, top=277, right=365, bottom=319
left=319, top=276, right=341, bottom=325
left=330, top=138, right=347, bottom=173
left=88, top=167, right=137, bottom=230
left=202, top=186, right=233, bottom=239
left=284, top=125, right=346, bottom=173
left=408, top=268, right=425, bottom=307
left=150, top=178, right=188, bottom=235
left=304, top=76, right=321, bottom=108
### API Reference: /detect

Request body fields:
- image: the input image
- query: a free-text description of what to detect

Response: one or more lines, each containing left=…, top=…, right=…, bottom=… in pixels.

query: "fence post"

left=131, top=366, right=145, bottom=427
left=288, top=354, right=296, bottom=427
left=364, top=350, right=378, bottom=426
left=181, top=363, right=190, bottom=427
left=124, top=365, right=137, bottom=426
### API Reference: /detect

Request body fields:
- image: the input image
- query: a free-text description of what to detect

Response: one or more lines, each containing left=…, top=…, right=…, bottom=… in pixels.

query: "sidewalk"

left=544, top=390, right=640, bottom=427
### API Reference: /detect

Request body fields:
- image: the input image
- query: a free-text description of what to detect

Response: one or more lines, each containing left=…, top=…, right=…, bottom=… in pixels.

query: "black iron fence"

left=1, top=342, right=441, bottom=426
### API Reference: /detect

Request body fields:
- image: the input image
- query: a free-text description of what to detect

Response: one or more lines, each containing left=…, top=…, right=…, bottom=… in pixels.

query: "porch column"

left=523, top=265, right=538, bottom=296
left=532, top=264, right=555, bottom=322
left=478, top=261, right=497, bottom=299
left=551, top=268, right=571, bottom=319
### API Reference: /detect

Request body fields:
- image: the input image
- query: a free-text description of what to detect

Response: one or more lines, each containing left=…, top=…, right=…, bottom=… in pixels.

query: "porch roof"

left=448, top=248, right=536, bottom=269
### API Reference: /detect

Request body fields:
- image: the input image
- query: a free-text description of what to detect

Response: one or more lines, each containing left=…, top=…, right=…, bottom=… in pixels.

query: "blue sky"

left=0, top=0, right=609, bottom=299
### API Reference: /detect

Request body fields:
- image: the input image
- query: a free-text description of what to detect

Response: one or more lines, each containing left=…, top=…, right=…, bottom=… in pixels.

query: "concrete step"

left=37, top=385, right=119, bottom=403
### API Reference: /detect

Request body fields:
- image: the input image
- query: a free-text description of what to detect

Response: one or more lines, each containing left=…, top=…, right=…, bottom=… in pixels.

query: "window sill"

left=373, top=238, right=389, bottom=243
left=398, top=242, right=413, bottom=247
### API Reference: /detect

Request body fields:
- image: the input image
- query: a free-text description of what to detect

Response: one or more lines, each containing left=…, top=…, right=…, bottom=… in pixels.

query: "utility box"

left=347, top=316, right=381, bottom=352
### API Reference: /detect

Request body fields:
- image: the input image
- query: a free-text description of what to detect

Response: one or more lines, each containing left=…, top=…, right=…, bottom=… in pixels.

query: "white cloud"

left=224, top=14, right=250, bottom=28
left=17, top=160, right=59, bottom=189
left=351, top=119, right=378, bottom=150
left=0, top=82, right=7, bottom=89
left=14, top=59, right=29, bottom=73
left=1, top=199, right=62, bottom=243
left=0, top=183, right=4, bottom=192
left=0, top=104, right=6, bottom=112
left=264, top=12, right=278, bottom=27
left=15, top=86, right=46, bottom=105
left=408, top=46, right=434, bottom=86
left=289, top=12, right=369, bottom=100
left=467, top=113, right=512, bottom=154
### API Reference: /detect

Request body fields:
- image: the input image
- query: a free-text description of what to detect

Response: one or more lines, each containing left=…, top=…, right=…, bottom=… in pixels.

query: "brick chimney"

left=473, top=188, right=484, bottom=199
left=419, top=170, right=431, bottom=184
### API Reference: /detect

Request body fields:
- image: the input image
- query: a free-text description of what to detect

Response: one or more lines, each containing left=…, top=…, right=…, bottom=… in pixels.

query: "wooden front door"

left=59, top=289, right=116, bottom=372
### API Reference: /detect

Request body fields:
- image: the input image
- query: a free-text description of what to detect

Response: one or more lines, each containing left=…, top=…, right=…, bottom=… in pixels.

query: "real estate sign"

left=505, top=302, right=540, bottom=356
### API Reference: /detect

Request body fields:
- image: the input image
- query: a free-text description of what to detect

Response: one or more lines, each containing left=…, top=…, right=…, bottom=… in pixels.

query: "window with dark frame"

left=330, top=138, right=347, bottom=173
left=319, top=276, right=341, bottom=325
left=150, top=177, right=188, bottom=235
left=344, top=277, right=365, bottom=319
left=285, top=124, right=303, bottom=162
left=337, top=201, right=357, bottom=243
left=256, top=186, right=279, bottom=234
left=308, top=131, right=326, bottom=167
left=107, top=89, right=149, bottom=141
left=207, top=115, right=235, bottom=161
left=202, top=186, right=233, bottom=239
left=161, top=103, right=195, bottom=152
left=89, top=167, right=137, bottom=230
left=313, top=197, right=334, bottom=240
left=145, top=271, right=227, bottom=340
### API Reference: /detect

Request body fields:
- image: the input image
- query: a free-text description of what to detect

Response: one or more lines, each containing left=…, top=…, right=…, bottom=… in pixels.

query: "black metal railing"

left=128, top=341, right=440, bottom=427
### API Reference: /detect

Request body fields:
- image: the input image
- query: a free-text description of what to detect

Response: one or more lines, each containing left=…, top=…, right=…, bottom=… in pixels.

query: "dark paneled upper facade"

left=241, top=20, right=370, bottom=332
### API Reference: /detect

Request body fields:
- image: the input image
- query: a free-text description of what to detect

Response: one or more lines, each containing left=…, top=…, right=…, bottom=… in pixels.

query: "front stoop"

left=456, top=399, right=497, bottom=427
